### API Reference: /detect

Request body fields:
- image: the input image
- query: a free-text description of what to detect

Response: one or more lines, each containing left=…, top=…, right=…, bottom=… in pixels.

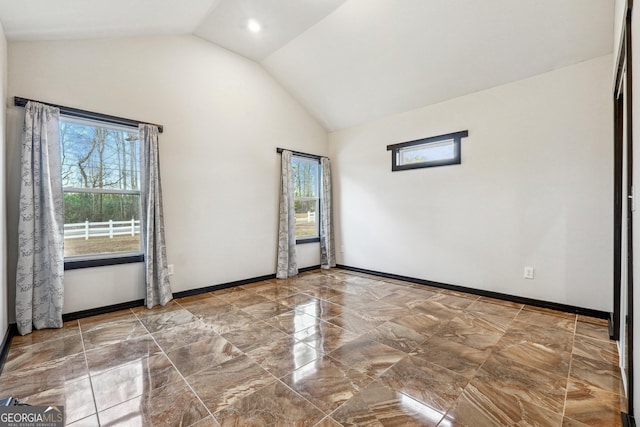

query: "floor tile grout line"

left=130, top=307, right=217, bottom=423
left=77, top=319, right=101, bottom=426
left=562, top=316, right=578, bottom=420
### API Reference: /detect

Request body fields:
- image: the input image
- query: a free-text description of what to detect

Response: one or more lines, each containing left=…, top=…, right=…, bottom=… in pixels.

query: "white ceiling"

left=0, top=0, right=614, bottom=131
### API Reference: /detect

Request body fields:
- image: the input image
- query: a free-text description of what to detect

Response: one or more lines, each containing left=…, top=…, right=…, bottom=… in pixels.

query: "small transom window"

left=387, top=130, right=469, bottom=171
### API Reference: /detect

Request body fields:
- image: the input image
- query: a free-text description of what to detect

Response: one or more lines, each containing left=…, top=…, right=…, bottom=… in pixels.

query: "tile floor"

left=0, top=269, right=624, bottom=426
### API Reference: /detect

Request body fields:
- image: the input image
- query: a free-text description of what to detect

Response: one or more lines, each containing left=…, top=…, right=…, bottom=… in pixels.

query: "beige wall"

left=6, top=35, right=327, bottom=316
left=329, top=55, right=613, bottom=311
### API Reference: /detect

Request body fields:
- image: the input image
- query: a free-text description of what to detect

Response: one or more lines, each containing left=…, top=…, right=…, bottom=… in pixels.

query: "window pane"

left=292, top=157, right=318, bottom=198
left=398, top=139, right=455, bottom=165
left=294, top=199, right=317, bottom=238
left=60, top=119, right=140, bottom=191
left=63, top=192, right=141, bottom=257
left=292, top=156, right=320, bottom=239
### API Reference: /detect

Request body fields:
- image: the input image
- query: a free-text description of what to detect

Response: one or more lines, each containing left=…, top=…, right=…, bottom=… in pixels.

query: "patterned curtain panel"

left=320, top=157, right=336, bottom=269
left=16, top=102, right=64, bottom=335
left=140, top=124, right=173, bottom=308
left=276, top=150, right=298, bottom=279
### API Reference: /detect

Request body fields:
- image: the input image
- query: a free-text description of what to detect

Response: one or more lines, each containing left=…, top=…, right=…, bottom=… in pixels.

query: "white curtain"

left=16, top=101, right=64, bottom=335
left=320, top=157, right=336, bottom=269
left=139, top=124, right=173, bottom=308
left=276, top=150, right=298, bottom=279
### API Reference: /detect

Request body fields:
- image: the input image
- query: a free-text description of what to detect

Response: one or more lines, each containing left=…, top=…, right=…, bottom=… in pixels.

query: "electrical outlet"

left=524, top=266, right=534, bottom=279
left=168, top=264, right=174, bottom=275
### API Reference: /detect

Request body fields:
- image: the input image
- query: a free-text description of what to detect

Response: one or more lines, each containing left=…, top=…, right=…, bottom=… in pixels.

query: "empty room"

left=0, top=0, right=634, bottom=426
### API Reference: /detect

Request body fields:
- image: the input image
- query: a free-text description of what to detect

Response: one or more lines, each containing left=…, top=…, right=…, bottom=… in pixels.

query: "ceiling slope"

left=262, top=0, right=614, bottom=131
left=0, top=0, right=614, bottom=131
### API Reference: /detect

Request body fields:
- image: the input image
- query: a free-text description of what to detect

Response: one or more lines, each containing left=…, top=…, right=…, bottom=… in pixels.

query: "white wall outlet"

left=168, top=264, right=174, bottom=275
left=340, top=245, right=345, bottom=253
left=524, top=266, right=534, bottom=279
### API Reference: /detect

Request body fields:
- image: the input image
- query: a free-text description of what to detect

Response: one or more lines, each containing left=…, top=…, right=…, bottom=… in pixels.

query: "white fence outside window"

left=64, top=219, right=140, bottom=240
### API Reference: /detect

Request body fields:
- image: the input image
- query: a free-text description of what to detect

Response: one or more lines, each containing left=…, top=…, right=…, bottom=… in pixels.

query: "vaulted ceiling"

left=0, top=0, right=614, bottom=131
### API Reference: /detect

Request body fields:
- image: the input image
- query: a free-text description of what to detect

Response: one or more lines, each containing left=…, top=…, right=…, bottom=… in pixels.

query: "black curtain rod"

left=14, top=97, right=164, bottom=133
left=276, top=147, right=324, bottom=160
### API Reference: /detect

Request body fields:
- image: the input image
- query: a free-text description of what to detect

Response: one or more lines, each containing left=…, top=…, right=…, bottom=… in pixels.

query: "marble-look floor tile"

left=313, top=417, right=343, bottom=427
left=465, top=300, right=521, bottom=329
left=328, top=336, right=405, bottom=378
left=564, top=379, right=622, bottom=427
left=280, top=293, right=323, bottom=310
left=444, top=385, right=562, bottom=427
left=265, top=311, right=322, bottom=334
left=294, top=321, right=360, bottom=354
left=98, top=380, right=209, bottom=426
left=433, top=314, right=505, bottom=351
left=470, top=353, right=567, bottom=414
left=222, top=321, right=289, bottom=353
left=137, top=308, right=196, bottom=333
left=575, top=320, right=611, bottom=341
left=364, top=320, right=428, bottom=352
left=0, top=269, right=623, bottom=427
left=303, top=285, right=347, bottom=300
left=5, top=334, right=84, bottom=371
left=85, top=334, right=162, bottom=375
left=516, top=308, right=576, bottom=332
left=214, top=381, right=325, bottom=427
left=295, top=299, right=347, bottom=320
left=131, top=300, right=183, bottom=317
left=428, top=293, right=478, bottom=310
left=67, top=414, right=99, bottom=427
left=22, top=377, right=96, bottom=425
left=152, top=319, right=220, bottom=353
left=379, top=355, right=468, bottom=413
left=91, top=353, right=183, bottom=411
left=174, top=291, right=218, bottom=305
left=493, top=335, right=571, bottom=378
left=186, top=355, right=275, bottom=414
left=241, top=300, right=292, bottom=321
left=326, top=311, right=384, bottom=335
left=227, top=292, right=272, bottom=309
left=501, top=319, right=574, bottom=353
left=382, top=289, right=436, bottom=310
left=406, top=299, right=463, bottom=323
left=413, top=335, right=490, bottom=378
left=522, top=305, right=578, bottom=320
left=572, top=334, right=619, bottom=364
left=196, top=307, right=256, bottom=334
left=247, top=334, right=320, bottom=377
left=81, top=319, right=148, bottom=350
left=334, top=380, right=446, bottom=427
left=393, top=311, right=443, bottom=337
left=281, top=355, right=373, bottom=413
left=167, top=334, right=243, bottom=377
left=178, top=295, right=228, bottom=312
left=477, top=296, right=524, bottom=309
left=11, top=320, right=80, bottom=348
left=254, top=284, right=301, bottom=301
left=570, top=353, right=623, bottom=395
left=79, top=309, right=137, bottom=333
left=189, top=415, right=221, bottom=427
left=0, top=352, right=88, bottom=398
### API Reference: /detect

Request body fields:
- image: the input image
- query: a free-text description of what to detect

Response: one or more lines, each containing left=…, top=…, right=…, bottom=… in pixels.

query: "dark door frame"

left=614, top=1, right=635, bottom=425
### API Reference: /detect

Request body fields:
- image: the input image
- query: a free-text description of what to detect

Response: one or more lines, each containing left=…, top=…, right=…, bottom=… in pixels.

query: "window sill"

left=64, top=254, right=144, bottom=270
left=296, top=237, right=320, bottom=245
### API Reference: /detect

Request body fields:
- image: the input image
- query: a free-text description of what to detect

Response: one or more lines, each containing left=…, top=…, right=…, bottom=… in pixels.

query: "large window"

left=292, top=155, right=320, bottom=242
left=60, top=117, right=141, bottom=259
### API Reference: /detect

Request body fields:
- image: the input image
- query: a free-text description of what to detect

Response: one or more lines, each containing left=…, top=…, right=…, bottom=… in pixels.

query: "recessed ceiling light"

left=247, top=19, right=262, bottom=33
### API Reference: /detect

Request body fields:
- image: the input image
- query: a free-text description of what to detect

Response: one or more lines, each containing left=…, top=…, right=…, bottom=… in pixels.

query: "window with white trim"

left=292, top=155, right=320, bottom=242
left=60, top=117, right=142, bottom=259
